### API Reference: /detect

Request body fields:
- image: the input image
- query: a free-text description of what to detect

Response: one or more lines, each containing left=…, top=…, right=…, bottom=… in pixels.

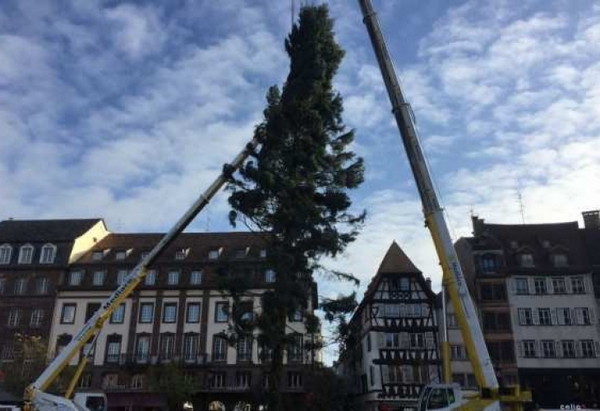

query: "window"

left=237, top=301, right=253, bottom=323
left=102, top=374, right=119, bottom=389
left=139, top=303, right=154, bottom=323
left=259, top=249, right=267, bottom=258
left=131, top=374, right=145, bottom=389
left=384, top=304, right=401, bottom=317
left=538, top=308, right=551, bottom=325
left=410, top=333, right=425, bottom=348
left=14, top=278, right=27, bottom=295
left=7, top=309, right=21, bottom=327
left=235, top=248, right=247, bottom=259
left=110, top=304, right=126, bottom=324
left=39, top=244, right=57, bottom=264
left=145, top=270, right=156, bottom=286
left=105, top=336, right=122, bottom=363
left=523, top=340, right=536, bottom=358
left=115, top=250, right=127, bottom=260
left=29, top=309, right=44, bottom=327
left=167, top=271, right=179, bottom=285
left=399, top=277, right=410, bottom=291
left=18, top=244, right=34, bottom=264
left=288, top=334, right=303, bottom=363
left=287, top=372, right=302, bottom=388
left=56, top=334, right=72, bottom=357
left=575, top=307, right=591, bottom=325
left=1, top=343, right=15, bottom=362
left=557, top=308, right=571, bottom=325
left=36, top=277, right=49, bottom=294
left=518, top=308, right=533, bottom=326
left=208, top=249, right=220, bottom=260
left=186, top=303, right=201, bottom=323
left=450, top=345, right=466, bottom=360
left=483, top=312, right=510, bottom=331
left=69, top=270, right=83, bottom=286
left=552, top=253, right=568, bottom=267
left=78, top=373, right=92, bottom=389
left=175, top=248, right=189, bottom=260
left=236, top=371, right=251, bottom=388
left=480, top=283, right=506, bottom=301
left=480, top=254, right=497, bottom=272
left=0, top=278, right=5, bottom=294
left=581, top=340, right=595, bottom=358
left=212, top=336, right=227, bottom=362
left=265, top=269, right=276, bottom=283
left=183, top=334, right=198, bottom=362
left=515, top=278, right=529, bottom=295
left=561, top=340, right=575, bottom=358
left=93, top=271, right=105, bottom=286
left=552, top=278, right=566, bottom=294
left=215, top=302, right=229, bottom=323
left=190, top=270, right=202, bottom=285
left=541, top=340, right=555, bottom=358
left=85, top=303, right=100, bottom=322
left=447, top=314, right=458, bottom=328
left=163, top=303, right=177, bottom=323
left=571, top=277, right=585, bottom=294
left=135, top=335, right=151, bottom=363
left=61, top=304, right=76, bottom=324
left=159, top=334, right=175, bottom=361
left=210, top=372, right=226, bottom=388
left=385, top=333, right=400, bottom=348
left=534, top=278, right=547, bottom=295
left=237, top=335, right=253, bottom=362
left=383, top=365, right=403, bottom=383
left=518, top=253, right=534, bottom=267
left=91, top=251, right=104, bottom=261
left=0, top=244, right=12, bottom=264
left=117, top=270, right=128, bottom=285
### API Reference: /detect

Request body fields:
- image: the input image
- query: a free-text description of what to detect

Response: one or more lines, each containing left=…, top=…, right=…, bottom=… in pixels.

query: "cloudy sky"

left=2, top=0, right=600, bottom=361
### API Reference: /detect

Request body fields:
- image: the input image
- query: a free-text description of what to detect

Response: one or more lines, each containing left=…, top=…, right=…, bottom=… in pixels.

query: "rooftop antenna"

left=517, top=190, right=526, bottom=224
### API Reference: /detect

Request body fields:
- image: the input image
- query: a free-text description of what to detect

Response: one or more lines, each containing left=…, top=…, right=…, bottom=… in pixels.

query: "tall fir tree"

left=226, top=5, right=364, bottom=409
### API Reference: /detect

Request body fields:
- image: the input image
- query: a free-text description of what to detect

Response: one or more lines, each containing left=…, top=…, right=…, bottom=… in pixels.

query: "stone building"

left=455, top=215, right=600, bottom=408
left=336, top=242, right=441, bottom=411
left=48, top=231, right=320, bottom=411
left=0, top=219, right=108, bottom=365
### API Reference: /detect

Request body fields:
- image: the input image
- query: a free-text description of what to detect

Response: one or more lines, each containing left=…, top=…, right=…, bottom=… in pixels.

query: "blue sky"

left=2, top=0, right=600, bottom=361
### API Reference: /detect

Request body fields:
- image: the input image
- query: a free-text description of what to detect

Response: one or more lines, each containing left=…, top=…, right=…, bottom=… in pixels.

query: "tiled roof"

left=75, top=231, right=270, bottom=263
left=0, top=219, right=102, bottom=242
left=376, top=241, right=421, bottom=274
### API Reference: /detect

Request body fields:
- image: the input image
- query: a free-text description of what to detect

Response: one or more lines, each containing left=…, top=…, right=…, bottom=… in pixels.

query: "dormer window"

left=481, top=254, right=497, bottom=273
left=175, top=248, right=190, bottom=261
left=259, top=249, right=267, bottom=258
left=235, top=248, right=248, bottom=259
left=92, top=250, right=106, bottom=261
left=116, top=249, right=132, bottom=261
left=0, top=244, right=12, bottom=264
left=40, top=243, right=57, bottom=264
left=265, top=269, right=276, bottom=283
left=18, top=244, right=34, bottom=264
left=551, top=253, right=568, bottom=268
left=518, top=253, right=534, bottom=268
left=208, top=249, right=221, bottom=260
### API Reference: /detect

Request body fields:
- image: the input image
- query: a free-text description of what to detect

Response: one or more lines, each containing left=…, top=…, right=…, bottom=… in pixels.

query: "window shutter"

left=511, top=278, right=517, bottom=294
left=550, top=309, right=557, bottom=325
left=528, top=278, right=534, bottom=294
left=575, top=309, right=583, bottom=325
left=517, top=341, right=524, bottom=358
left=533, top=340, right=539, bottom=358
left=555, top=341, right=562, bottom=358
left=548, top=280, right=554, bottom=294
left=515, top=309, right=521, bottom=325
left=595, top=341, right=600, bottom=357
left=565, top=278, right=572, bottom=293
left=532, top=309, right=539, bottom=325
left=377, top=332, right=384, bottom=347
left=590, top=308, right=596, bottom=325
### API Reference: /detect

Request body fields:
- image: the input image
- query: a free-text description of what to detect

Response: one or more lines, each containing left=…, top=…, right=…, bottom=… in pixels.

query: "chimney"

left=582, top=210, right=600, bottom=230
left=472, top=215, right=485, bottom=236
left=425, top=277, right=432, bottom=290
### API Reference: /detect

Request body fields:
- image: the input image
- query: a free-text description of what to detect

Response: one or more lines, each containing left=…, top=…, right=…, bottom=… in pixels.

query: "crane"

left=23, top=136, right=262, bottom=411
left=356, top=1, right=531, bottom=410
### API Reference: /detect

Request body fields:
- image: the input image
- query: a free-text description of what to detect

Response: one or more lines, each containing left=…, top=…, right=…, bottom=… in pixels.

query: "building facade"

left=0, top=219, right=108, bottom=365
left=455, top=216, right=600, bottom=408
left=48, top=231, right=319, bottom=411
left=337, top=242, right=441, bottom=411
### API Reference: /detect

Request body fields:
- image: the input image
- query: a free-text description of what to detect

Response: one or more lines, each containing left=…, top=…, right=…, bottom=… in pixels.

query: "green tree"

left=226, top=5, right=365, bottom=410
left=147, top=363, right=196, bottom=411
left=0, top=334, right=48, bottom=397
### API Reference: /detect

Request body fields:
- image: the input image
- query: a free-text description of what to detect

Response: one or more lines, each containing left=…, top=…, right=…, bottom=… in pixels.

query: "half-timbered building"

left=336, top=242, right=441, bottom=411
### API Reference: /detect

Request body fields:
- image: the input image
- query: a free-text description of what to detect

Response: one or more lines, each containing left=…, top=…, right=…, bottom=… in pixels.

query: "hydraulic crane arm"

left=25, top=136, right=262, bottom=411
left=357, top=0, right=498, bottom=391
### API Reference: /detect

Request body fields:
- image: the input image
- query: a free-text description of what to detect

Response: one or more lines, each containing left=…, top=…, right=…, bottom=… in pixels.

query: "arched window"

left=40, top=243, right=57, bottom=264
left=0, top=244, right=12, bottom=264
left=18, top=244, right=34, bottom=264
